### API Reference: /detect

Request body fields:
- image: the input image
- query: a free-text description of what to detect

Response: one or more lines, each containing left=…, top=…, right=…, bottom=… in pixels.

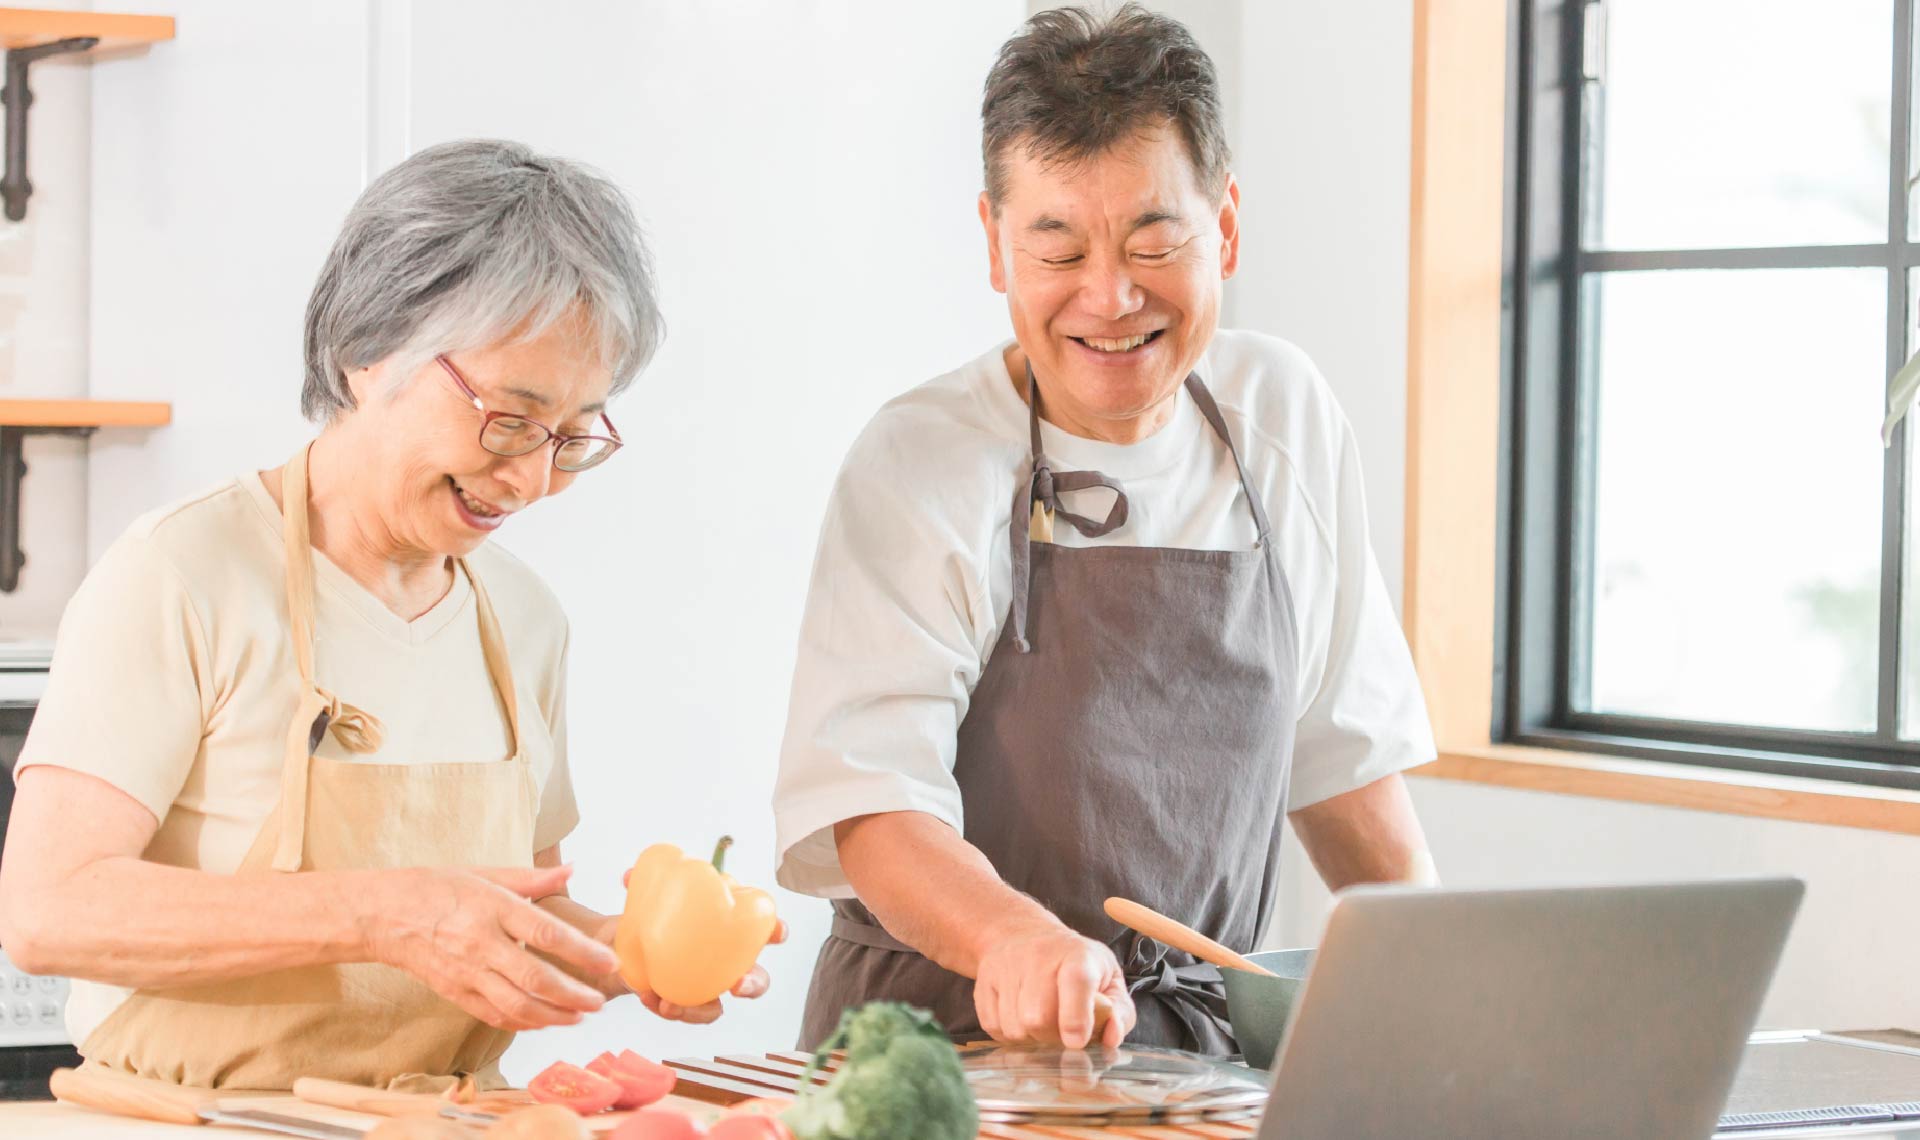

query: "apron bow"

left=311, top=689, right=387, bottom=754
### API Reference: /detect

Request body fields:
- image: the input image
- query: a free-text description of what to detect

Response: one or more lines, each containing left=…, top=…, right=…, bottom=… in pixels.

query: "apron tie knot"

left=1120, top=932, right=1234, bottom=1047
left=1033, top=465, right=1056, bottom=503
left=314, top=690, right=386, bottom=754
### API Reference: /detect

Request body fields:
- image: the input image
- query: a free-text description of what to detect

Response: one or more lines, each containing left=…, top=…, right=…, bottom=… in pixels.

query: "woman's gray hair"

left=302, top=138, right=663, bottom=421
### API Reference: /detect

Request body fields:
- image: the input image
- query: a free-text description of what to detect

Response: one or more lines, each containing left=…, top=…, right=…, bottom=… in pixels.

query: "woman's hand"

left=591, top=909, right=789, bottom=1024
left=359, top=864, right=618, bottom=1031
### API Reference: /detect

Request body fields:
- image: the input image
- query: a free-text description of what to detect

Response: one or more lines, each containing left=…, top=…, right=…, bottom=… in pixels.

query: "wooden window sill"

left=1415, top=744, right=1920, bottom=836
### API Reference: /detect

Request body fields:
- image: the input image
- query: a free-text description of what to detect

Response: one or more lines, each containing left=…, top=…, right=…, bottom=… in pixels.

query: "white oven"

left=0, top=667, right=77, bottom=1099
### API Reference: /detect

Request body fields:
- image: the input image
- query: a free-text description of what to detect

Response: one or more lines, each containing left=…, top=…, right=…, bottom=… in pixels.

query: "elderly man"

left=773, top=6, right=1438, bottom=1055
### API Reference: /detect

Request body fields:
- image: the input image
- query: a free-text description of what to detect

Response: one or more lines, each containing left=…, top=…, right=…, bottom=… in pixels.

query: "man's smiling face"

left=981, top=122, right=1240, bottom=442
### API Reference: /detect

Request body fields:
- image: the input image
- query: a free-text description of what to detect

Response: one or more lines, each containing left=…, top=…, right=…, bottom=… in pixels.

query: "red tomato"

left=586, top=1050, right=678, bottom=1109
left=709, top=1117, right=793, bottom=1140
left=527, top=1061, right=622, bottom=1115
left=607, top=1109, right=708, bottom=1140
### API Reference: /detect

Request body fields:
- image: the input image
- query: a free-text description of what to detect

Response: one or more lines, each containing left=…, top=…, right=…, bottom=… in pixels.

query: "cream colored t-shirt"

left=16, top=473, right=580, bottom=1045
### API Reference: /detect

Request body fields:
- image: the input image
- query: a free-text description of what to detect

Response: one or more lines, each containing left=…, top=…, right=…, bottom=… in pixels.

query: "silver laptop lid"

left=1258, top=877, right=1804, bottom=1140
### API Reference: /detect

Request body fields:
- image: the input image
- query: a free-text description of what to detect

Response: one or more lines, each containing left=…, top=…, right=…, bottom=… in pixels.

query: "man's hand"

left=972, top=918, right=1134, bottom=1049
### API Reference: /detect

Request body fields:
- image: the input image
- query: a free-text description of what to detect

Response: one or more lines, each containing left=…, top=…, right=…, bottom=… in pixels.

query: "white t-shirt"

left=773, top=330, right=1435, bottom=898
left=17, top=473, right=579, bottom=1044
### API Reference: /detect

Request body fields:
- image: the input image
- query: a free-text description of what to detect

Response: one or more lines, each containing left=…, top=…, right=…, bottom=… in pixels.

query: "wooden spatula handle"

left=1104, top=896, right=1279, bottom=977
left=49, top=1065, right=214, bottom=1126
left=292, top=1077, right=445, bottom=1117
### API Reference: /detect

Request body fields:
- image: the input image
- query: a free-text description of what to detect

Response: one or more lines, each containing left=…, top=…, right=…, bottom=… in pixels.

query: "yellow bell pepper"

left=615, top=836, right=780, bottom=1007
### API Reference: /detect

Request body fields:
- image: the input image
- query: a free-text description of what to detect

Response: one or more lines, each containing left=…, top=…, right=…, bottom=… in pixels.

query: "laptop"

left=1255, top=877, right=1805, bottom=1140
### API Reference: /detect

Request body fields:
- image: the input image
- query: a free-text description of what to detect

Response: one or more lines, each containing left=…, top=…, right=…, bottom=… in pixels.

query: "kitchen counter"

left=12, top=1098, right=1920, bottom=1140
left=0, top=1092, right=733, bottom=1136
left=2, top=1097, right=213, bottom=1136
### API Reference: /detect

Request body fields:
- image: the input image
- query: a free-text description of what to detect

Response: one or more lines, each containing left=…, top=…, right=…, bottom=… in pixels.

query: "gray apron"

left=799, top=370, right=1299, bottom=1055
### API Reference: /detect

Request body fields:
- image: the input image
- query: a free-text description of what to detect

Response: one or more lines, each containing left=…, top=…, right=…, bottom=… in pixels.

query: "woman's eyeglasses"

left=436, top=354, right=622, bottom=473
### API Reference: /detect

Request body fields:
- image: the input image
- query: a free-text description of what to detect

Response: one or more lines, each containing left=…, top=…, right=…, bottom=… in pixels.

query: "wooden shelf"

left=0, top=8, right=174, bottom=52
left=0, top=399, right=170, bottom=428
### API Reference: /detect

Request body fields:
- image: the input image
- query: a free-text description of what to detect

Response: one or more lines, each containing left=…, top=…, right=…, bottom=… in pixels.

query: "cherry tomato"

left=527, top=1062, right=622, bottom=1116
left=607, top=1109, right=707, bottom=1140
left=586, top=1051, right=678, bottom=1110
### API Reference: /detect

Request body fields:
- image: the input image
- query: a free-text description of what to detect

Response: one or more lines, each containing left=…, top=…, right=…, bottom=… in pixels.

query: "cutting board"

left=300, top=1055, right=1263, bottom=1138
left=660, top=1051, right=1262, bottom=1139
left=288, top=1077, right=732, bottom=1133
left=55, top=1059, right=1263, bottom=1138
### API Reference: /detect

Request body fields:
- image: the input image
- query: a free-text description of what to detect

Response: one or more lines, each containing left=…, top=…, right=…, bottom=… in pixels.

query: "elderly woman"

left=0, top=139, right=773, bottom=1090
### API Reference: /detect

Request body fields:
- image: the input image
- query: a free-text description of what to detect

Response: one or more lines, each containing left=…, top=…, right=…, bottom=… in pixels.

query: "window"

left=1501, top=0, right=1920, bottom=788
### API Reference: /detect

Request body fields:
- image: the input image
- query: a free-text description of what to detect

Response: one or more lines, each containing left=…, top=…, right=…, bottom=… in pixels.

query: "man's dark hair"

left=981, top=4, right=1229, bottom=211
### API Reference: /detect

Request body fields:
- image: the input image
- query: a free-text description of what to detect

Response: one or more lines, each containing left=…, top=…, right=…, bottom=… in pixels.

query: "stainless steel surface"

left=203, top=1107, right=366, bottom=1138
left=961, top=1041, right=1268, bottom=1123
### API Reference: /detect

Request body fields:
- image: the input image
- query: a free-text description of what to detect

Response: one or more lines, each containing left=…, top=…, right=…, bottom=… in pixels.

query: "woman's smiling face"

left=344, top=314, right=615, bottom=560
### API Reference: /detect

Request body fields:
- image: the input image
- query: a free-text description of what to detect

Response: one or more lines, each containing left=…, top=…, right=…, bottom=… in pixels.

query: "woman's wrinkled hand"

left=598, top=917, right=788, bottom=1025
left=359, top=864, right=617, bottom=1031
left=606, top=863, right=786, bottom=1024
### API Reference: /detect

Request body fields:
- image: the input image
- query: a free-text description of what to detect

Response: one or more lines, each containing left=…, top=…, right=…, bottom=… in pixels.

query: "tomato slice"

left=586, top=1050, right=678, bottom=1110
left=607, top=1109, right=708, bottom=1140
left=527, top=1061, right=623, bottom=1115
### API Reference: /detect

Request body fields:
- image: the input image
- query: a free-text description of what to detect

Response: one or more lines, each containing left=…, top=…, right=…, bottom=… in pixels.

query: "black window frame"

left=1498, top=0, right=1920, bottom=791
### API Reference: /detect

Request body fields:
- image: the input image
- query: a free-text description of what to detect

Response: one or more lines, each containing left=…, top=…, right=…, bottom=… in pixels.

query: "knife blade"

left=202, top=1106, right=369, bottom=1138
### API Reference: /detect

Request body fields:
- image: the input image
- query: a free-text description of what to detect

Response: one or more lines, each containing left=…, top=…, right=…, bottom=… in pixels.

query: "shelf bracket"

left=1, top=36, right=99, bottom=223
left=0, top=424, right=94, bottom=593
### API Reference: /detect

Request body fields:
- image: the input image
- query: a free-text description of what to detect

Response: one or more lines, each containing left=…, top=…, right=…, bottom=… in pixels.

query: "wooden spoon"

left=1104, top=896, right=1279, bottom=978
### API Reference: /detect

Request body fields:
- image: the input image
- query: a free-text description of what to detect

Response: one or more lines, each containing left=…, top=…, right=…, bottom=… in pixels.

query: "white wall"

left=0, top=7, right=95, bottom=646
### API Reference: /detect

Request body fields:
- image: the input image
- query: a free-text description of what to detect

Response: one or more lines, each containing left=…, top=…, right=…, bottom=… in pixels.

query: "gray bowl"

left=1221, top=948, right=1314, bottom=1070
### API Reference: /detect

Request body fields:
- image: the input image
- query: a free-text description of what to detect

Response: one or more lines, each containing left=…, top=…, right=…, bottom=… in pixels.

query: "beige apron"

left=80, top=445, right=540, bottom=1090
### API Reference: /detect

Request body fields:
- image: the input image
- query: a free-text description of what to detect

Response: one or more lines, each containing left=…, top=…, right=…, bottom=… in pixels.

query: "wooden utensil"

left=291, top=1077, right=454, bottom=1118
left=50, top=1066, right=368, bottom=1137
left=1104, top=896, right=1279, bottom=977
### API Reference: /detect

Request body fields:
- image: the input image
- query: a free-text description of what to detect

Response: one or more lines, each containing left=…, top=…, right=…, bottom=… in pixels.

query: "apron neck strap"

left=268, top=445, right=525, bottom=871
left=462, top=558, right=523, bottom=760
left=1181, top=373, right=1274, bottom=542
left=1007, top=364, right=1272, bottom=655
left=282, top=444, right=322, bottom=689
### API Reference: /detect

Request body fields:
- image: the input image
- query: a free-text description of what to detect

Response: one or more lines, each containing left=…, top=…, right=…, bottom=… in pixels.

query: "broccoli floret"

left=782, top=1001, right=978, bottom=1140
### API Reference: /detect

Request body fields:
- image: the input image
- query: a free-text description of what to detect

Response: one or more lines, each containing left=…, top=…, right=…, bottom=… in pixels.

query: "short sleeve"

left=15, top=535, right=211, bottom=822
left=771, top=433, right=986, bottom=899
left=1287, top=415, right=1437, bottom=809
left=532, top=620, right=580, bottom=851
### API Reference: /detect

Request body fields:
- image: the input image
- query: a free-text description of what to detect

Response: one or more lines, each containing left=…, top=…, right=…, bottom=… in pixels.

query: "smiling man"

left=772, top=5, right=1439, bottom=1055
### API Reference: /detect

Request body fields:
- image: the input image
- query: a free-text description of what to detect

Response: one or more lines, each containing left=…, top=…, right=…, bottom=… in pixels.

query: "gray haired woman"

left=0, top=140, right=778, bottom=1091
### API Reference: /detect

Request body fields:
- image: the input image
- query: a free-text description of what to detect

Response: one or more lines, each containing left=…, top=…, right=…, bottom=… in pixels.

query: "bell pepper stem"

left=710, top=835, right=734, bottom=873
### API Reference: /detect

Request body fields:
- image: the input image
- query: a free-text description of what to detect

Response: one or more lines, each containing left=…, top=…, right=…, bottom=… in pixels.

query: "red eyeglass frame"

left=435, top=354, right=623, bottom=472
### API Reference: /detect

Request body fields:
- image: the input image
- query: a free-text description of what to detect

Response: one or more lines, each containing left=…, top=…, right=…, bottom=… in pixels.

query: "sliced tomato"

left=527, top=1061, right=622, bottom=1115
left=607, top=1109, right=708, bottom=1140
left=709, top=1116, right=793, bottom=1140
left=586, top=1050, right=677, bottom=1109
